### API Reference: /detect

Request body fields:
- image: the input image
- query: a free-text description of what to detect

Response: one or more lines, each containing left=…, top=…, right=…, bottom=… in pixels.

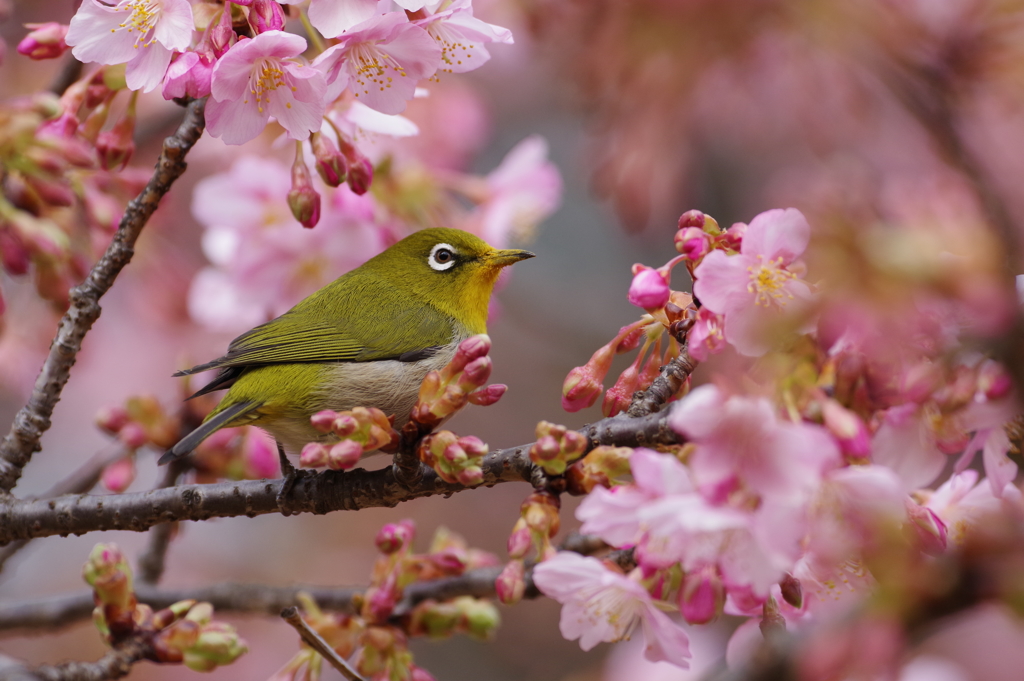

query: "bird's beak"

left=486, top=248, right=536, bottom=268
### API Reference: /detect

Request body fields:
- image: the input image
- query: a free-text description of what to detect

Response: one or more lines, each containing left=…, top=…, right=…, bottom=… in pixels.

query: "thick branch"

left=0, top=99, right=207, bottom=493
left=0, top=410, right=680, bottom=544
left=626, top=347, right=698, bottom=418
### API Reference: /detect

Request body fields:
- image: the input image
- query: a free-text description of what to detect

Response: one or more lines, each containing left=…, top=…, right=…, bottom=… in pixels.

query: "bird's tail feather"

left=159, top=401, right=257, bottom=465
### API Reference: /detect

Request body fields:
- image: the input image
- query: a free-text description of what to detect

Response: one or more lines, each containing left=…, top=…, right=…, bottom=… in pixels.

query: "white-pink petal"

left=692, top=250, right=753, bottom=315
left=740, top=207, right=810, bottom=263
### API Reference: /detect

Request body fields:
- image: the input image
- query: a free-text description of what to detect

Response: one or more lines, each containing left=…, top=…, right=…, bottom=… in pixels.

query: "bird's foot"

left=276, top=443, right=312, bottom=516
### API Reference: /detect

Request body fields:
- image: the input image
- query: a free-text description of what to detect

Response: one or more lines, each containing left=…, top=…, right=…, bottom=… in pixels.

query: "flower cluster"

left=83, top=543, right=247, bottom=671
left=539, top=207, right=1023, bottom=672
left=299, top=406, right=399, bottom=470
left=274, top=521, right=499, bottom=681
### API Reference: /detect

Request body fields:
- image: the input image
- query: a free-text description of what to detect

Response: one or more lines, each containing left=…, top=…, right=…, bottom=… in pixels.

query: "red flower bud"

left=17, top=23, right=69, bottom=60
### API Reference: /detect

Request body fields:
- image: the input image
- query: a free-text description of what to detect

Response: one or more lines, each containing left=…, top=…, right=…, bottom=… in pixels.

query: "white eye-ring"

left=428, top=243, right=457, bottom=271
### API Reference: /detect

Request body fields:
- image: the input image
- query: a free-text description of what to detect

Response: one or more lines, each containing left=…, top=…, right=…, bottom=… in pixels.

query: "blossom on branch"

left=207, top=31, right=328, bottom=145
left=65, top=0, right=194, bottom=93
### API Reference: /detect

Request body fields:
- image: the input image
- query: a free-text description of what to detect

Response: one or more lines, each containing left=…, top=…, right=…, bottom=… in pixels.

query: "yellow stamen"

left=746, top=255, right=797, bottom=307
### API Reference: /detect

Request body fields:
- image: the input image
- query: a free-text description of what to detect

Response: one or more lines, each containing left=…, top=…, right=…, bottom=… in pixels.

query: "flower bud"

left=906, top=500, right=947, bottom=556
left=162, top=51, right=214, bottom=100
left=83, top=543, right=134, bottom=610
left=183, top=621, right=248, bottom=671
left=95, top=405, right=130, bottom=434
left=561, top=344, right=614, bottom=412
left=96, top=95, right=137, bottom=171
left=495, top=559, right=526, bottom=605
left=376, top=520, right=415, bottom=554
left=506, top=518, right=532, bottom=559
left=677, top=209, right=706, bottom=230
left=628, top=266, right=670, bottom=310
left=17, top=23, right=69, bottom=60
left=327, top=440, right=363, bottom=470
left=118, top=422, right=148, bottom=449
left=366, top=586, right=398, bottom=623
left=249, top=0, right=286, bottom=32
left=602, top=362, right=639, bottom=418
left=288, top=154, right=321, bottom=229
left=209, top=6, right=235, bottom=57
left=675, top=226, right=709, bottom=260
left=615, top=324, right=645, bottom=353
left=978, top=360, right=1012, bottom=400
left=299, top=442, right=329, bottom=468
left=780, top=572, right=803, bottom=610
left=244, top=431, right=280, bottom=478
left=565, top=445, right=633, bottom=494
left=467, top=383, right=506, bottom=406
left=458, top=597, right=500, bottom=640
left=679, top=565, right=723, bottom=624
left=312, top=133, right=347, bottom=187
left=101, top=457, right=136, bottom=493
left=414, top=601, right=460, bottom=638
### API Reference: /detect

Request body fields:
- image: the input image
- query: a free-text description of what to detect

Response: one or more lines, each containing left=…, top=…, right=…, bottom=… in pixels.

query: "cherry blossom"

left=65, top=0, right=194, bottom=93
left=207, top=31, right=328, bottom=145
left=412, top=0, right=514, bottom=75
left=668, top=384, right=841, bottom=503
left=188, top=156, right=389, bottom=331
left=313, top=13, right=441, bottom=115
left=281, top=0, right=428, bottom=39
left=162, top=50, right=214, bottom=100
left=692, top=208, right=815, bottom=356
left=533, top=552, right=691, bottom=668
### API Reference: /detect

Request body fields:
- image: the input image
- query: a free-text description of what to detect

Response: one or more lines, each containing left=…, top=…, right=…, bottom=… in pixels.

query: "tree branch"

left=0, top=98, right=208, bottom=493
left=0, top=410, right=680, bottom=545
left=0, top=639, right=151, bottom=681
left=626, top=346, right=698, bottom=418
left=135, top=458, right=188, bottom=585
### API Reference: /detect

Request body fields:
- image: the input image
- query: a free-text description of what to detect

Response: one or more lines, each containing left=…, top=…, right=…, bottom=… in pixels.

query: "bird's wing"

left=177, top=274, right=456, bottom=376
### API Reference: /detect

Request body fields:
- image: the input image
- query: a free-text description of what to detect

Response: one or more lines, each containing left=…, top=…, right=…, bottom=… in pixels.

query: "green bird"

left=160, top=228, right=534, bottom=464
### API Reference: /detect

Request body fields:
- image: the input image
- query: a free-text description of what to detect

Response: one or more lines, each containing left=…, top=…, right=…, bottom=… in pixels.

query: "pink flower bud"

left=467, top=383, right=507, bottom=406
left=677, top=209, right=706, bottom=230
left=244, top=432, right=280, bottom=479
left=288, top=155, right=321, bottom=229
left=332, top=414, right=359, bottom=438
left=162, top=51, right=214, bottom=100
left=209, top=7, right=235, bottom=57
left=312, top=134, right=347, bottom=187
left=0, top=230, right=30, bottom=276
left=628, top=267, right=671, bottom=310
left=118, top=422, right=147, bottom=449
left=344, top=153, right=372, bottom=195
left=679, top=566, right=724, bottom=624
left=429, top=550, right=467, bottom=575
left=531, top=435, right=561, bottom=462
left=376, top=520, right=415, bottom=554
left=96, top=98, right=137, bottom=171
left=443, top=442, right=467, bottom=463
left=507, top=519, right=532, bottom=559
left=327, top=440, right=363, bottom=470
left=495, top=560, right=526, bottom=605
left=249, top=0, right=286, bottom=32
left=615, top=325, right=644, bottom=353
left=674, top=226, right=709, bottom=260
left=17, top=23, right=69, bottom=60
left=299, top=442, right=329, bottom=468
left=602, top=363, right=639, bottom=418
left=900, top=362, right=941, bottom=404
left=561, top=365, right=604, bottom=412
left=310, top=410, right=338, bottom=433
left=366, top=585, right=398, bottom=623
left=456, top=466, right=483, bottom=486
left=459, top=356, right=492, bottom=389
left=101, top=457, right=136, bottom=493
left=459, top=436, right=488, bottom=458
left=96, top=405, right=130, bottom=434
left=822, top=400, right=871, bottom=461
left=978, top=360, right=1012, bottom=400
left=906, top=500, right=947, bottom=556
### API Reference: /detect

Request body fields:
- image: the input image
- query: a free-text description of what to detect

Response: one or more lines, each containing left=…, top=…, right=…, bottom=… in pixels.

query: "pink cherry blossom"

left=924, top=470, right=1001, bottom=547
left=188, top=156, right=390, bottom=331
left=312, top=13, right=441, bottom=115
left=413, top=0, right=514, bottom=75
left=466, top=135, right=562, bottom=248
left=871, top=404, right=945, bottom=491
left=65, top=0, right=194, bottom=93
left=207, top=31, right=328, bottom=145
left=668, top=384, right=841, bottom=503
left=692, top=208, right=816, bottom=356
left=281, top=0, right=427, bottom=39
left=533, top=552, right=691, bottom=668
left=687, top=307, right=726, bottom=361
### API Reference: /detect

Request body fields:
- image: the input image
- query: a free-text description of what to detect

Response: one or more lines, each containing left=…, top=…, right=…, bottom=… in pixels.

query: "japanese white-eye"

left=159, top=228, right=534, bottom=464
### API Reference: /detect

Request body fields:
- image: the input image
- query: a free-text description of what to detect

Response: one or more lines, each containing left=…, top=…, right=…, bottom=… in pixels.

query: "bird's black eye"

left=428, top=243, right=458, bottom=271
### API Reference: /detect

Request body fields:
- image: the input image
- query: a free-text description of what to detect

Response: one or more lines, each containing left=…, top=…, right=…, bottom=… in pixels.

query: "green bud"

left=456, top=597, right=500, bottom=640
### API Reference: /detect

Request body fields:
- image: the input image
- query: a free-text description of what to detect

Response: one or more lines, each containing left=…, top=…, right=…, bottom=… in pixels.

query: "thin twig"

left=281, top=607, right=365, bottom=681
left=0, top=98, right=207, bottom=493
left=0, top=409, right=681, bottom=544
